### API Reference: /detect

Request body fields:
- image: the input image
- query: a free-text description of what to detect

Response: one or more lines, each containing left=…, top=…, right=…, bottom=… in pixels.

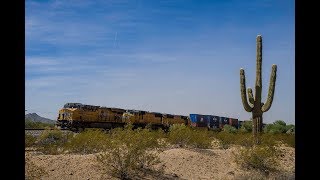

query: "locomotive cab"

left=56, top=108, right=78, bottom=129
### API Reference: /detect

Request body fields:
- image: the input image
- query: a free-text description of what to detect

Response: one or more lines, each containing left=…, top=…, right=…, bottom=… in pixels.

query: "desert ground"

left=25, top=144, right=294, bottom=180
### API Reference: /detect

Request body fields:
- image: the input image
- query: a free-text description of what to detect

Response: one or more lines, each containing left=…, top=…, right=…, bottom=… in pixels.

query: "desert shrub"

left=25, top=119, right=54, bottom=129
left=189, top=129, right=212, bottom=148
left=263, top=124, right=286, bottom=134
left=258, top=133, right=278, bottom=147
left=263, top=124, right=273, bottom=133
left=264, top=133, right=295, bottom=148
left=213, top=131, right=287, bottom=149
left=233, top=132, right=255, bottom=147
left=37, top=129, right=71, bottom=145
left=213, top=131, right=254, bottom=148
left=274, top=120, right=286, bottom=126
left=214, top=131, right=237, bottom=149
left=239, top=120, right=252, bottom=133
left=213, top=126, right=294, bottom=149
left=65, top=129, right=110, bottom=154
left=222, top=124, right=237, bottom=133
left=215, top=131, right=294, bottom=148
left=167, top=124, right=190, bottom=147
left=235, top=144, right=280, bottom=174
left=281, top=134, right=295, bottom=148
left=167, top=124, right=212, bottom=148
left=96, top=124, right=163, bottom=179
left=36, top=129, right=73, bottom=154
left=214, top=131, right=272, bottom=148
left=25, top=133, right=37, bottom=147
left=285, top=124, right=295, bottom=134
left=263, top=120, right=289, bottom=134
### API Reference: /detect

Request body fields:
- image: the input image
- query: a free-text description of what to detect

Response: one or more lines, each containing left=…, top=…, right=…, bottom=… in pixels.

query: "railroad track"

left=25, top=128, right=54, bottom=130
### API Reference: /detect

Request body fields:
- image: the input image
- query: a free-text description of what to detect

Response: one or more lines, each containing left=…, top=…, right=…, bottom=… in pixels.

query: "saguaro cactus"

left=240, top=35, right=277, bottom=142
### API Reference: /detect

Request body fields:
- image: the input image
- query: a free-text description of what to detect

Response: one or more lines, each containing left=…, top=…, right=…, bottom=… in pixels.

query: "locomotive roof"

left=150, top=112, right=163, bottom=115
left=59, top=108, right=78, bottom=111
left=63, top=103, right=100, bottom=108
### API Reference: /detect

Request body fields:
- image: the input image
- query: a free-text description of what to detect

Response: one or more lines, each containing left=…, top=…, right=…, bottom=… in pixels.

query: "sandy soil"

left=25, top=145, right=294, bottom=180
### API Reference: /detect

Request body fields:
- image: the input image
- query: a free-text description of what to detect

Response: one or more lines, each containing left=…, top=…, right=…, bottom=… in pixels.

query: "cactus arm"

left=240, top=69, right=253, bottom=112
left=255, top=35, right=263, bottom=103
left=247, top=88, right=254, bottom=105
left=262, top=64, right=277, bottom=112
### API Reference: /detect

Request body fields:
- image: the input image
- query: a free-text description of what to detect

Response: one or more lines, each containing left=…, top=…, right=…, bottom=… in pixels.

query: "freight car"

left=189, top=113, right=239, bottom=130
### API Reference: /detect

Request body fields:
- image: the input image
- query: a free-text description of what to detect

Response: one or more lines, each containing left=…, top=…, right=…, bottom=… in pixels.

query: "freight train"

left=56, top=103, right=239, bottom=131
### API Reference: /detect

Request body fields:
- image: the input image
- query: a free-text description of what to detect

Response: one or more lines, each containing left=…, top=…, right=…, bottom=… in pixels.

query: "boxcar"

left=206, top=115, right=220, bottom=129
left=189, top=114, right=209, bottom=128
left=229, top=118, right=239, bottom=129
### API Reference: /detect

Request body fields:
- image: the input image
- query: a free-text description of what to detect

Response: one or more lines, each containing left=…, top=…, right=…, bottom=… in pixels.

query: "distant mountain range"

left=25, top=113, right=56, bottom=124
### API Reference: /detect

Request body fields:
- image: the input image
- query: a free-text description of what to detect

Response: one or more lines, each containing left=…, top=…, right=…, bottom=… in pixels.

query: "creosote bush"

left=261, top=133, right=295, bottom=148
left=25, top=133, right=37, bottom=147
left=239, top=120, right=253, bottom=133
left=96, top=124, right=163, bottom=179
left=25, top=119, right=55, bottom=129
left=212, top=131, right=253, bottom=149
left=65, top=129, right=110, bottom=154
left=212, top=130, right=295, bottom=149
left=235, top=144, right=281, bottom=174
left=167, top=124, right=212, bottom=148
left=263, top=120, right=295, bottom=135
left=222, top=124, right=237, bottom=133
left=36, top=129, right=73, bottom=154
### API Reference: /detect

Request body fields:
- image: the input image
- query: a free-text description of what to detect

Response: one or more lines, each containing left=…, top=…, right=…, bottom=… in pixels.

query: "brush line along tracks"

left=25, top=128, right=72, bottom=137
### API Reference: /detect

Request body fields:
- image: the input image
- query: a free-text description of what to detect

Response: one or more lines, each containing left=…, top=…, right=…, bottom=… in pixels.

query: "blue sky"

left=25, top=0, right=295, bottom=124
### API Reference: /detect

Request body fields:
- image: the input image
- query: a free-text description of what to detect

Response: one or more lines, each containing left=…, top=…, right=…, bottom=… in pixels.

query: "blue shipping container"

left=189, top=114, right=209, bottom=127
left=220, top=117, right=229, bottom=125
left=189, top=114, right=197, bottom=123
left=205, top=115, right=219, bottom=129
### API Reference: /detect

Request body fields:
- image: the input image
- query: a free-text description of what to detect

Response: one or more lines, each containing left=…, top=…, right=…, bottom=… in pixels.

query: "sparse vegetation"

left=222, top=124, right=237, bottom=133
left=167, top=124, right=212, bottom=148
left=36, top=129, right=73, bottom=154
left=239, top=120, right=252, bottom=133
left=25, top=133, right=37, bottom=147
left=263, top=120, right=295, bottom=135
left=211, top=129, right=294, bottom=149
left=25, top=121, right=294, bottom=179
left=235, top=144, right=281, bottom=174
left=96, top=124, right=163, bottom=179
left=65, top=129, right=109, bottom=154
left=262, top=133, right=295, bottom=148
left=25, top=119, right=54, bottom=129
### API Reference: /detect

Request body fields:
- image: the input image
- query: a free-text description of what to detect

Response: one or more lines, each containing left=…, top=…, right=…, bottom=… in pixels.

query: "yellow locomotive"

left=122, top=110, right=190, bottom=129
left=56, top=103, right=126, bottom=130
left=56, top=103, right=191, bottom=131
